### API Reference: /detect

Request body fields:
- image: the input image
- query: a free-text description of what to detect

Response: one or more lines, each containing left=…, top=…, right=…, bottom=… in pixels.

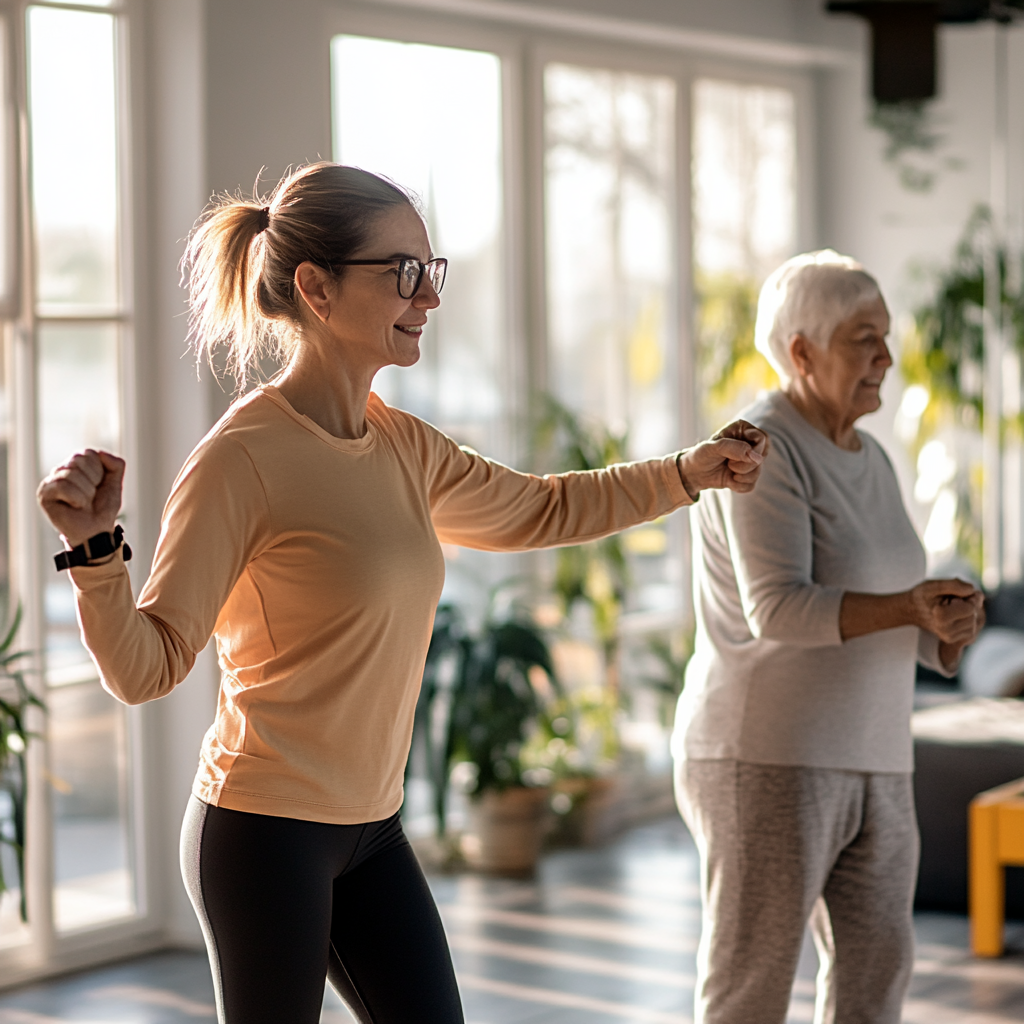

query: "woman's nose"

left=413, top=278, right=441, bottom=310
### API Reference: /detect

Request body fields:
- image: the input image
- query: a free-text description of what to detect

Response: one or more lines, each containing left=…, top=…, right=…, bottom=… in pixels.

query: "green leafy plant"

left=905, top=204, right=1024, bottom=428
left=901, top=204, right=1024, bottom=572
left=0, top=606, right=42, bottom=922
left=412, top=597, right=562, bottom=839
left=639, top=628, right=694, bottom=727
left=532, top=395, right=630, bottom=687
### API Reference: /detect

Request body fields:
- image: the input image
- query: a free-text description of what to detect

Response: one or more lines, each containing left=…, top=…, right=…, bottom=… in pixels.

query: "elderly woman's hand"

left=677, top=420, right=769, bottom=499
left=841, top=578, right=985, bottom=654
left=907, top=578, right=986, bottom=672
left=909, top=578, right=984, bottom=645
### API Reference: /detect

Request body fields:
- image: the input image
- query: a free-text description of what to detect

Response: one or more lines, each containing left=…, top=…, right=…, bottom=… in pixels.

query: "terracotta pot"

left=548, top=776, right=617, bottom=847
left=463, top=786, right=551, bottom=874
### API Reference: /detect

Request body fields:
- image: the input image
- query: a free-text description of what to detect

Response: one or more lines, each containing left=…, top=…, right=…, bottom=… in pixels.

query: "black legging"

left=180, top=796, right=464, bottom=1024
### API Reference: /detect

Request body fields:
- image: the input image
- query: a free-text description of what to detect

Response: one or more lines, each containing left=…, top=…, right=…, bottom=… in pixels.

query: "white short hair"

left=754, top=250, right=884, bottom=385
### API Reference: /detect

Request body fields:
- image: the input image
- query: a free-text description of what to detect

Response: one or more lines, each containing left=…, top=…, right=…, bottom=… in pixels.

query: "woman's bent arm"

left=38, top=436, right=271, bottom=704
left=840, top=581, right=984, bottom=668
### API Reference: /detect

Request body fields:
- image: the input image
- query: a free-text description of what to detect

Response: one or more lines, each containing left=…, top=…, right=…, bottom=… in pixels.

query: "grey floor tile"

left=4, top=815, right=1024, bottom=1023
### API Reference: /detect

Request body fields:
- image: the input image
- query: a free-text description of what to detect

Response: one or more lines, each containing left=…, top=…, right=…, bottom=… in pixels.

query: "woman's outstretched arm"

left=425, top=418, right=767, bottom=552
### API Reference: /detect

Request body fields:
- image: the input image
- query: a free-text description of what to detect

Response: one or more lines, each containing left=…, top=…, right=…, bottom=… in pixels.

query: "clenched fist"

left=677, top=419, right=769, bottom=498
left=907, top=577, right=985, bottom=672
left=37, top=449, right=125, bottom=548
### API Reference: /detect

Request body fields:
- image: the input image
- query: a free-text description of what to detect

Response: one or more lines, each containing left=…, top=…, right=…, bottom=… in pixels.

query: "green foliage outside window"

left=694, top=269, right=778, bottom=432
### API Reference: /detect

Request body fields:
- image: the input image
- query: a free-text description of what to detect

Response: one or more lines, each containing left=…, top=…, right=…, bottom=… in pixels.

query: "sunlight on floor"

left=2, top=818, right=1024, bottom=1023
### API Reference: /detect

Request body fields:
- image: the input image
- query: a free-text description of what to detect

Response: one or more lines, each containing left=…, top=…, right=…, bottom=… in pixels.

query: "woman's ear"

left=294, top=262, right=335, bottom=325
left=788, top=333, right=815, bottom=379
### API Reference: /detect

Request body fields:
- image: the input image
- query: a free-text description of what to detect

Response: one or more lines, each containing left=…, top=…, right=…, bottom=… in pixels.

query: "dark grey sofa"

left=914, top=698, right=1024, bottom=917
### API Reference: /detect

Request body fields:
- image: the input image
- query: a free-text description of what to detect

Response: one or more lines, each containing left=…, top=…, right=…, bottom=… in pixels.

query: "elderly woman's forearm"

left=839, top=590, right=917, bottom=641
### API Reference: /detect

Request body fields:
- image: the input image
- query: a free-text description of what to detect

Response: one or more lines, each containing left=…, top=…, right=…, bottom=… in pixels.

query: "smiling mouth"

left=395, top=324, right=424, bottom=337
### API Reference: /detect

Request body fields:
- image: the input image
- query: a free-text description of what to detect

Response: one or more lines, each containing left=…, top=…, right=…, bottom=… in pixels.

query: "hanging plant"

left=869, top=100, right=950, bottom=194
left=0, top=606, right=43, bottom=923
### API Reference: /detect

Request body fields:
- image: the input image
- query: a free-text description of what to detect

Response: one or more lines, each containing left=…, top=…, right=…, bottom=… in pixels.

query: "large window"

left=0, top=0, right=138, bottom=964
left=329, top=22, right=806, bottom=787
left=332, top=35, right=508, bottom=460
left=544, top=64, right=677, bottom=461
left=691, top=78, right=797, bottom=433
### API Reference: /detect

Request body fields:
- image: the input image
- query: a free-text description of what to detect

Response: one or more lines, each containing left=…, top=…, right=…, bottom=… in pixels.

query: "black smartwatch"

left=54, top=525, right=132, bottom=572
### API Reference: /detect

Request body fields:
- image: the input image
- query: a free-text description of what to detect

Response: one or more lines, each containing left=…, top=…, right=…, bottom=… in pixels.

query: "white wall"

left=817, top=22, right=1024, bottom=532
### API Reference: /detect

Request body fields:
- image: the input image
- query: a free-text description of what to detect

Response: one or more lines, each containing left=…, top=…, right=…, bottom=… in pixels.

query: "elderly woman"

left=672, top=250, right=985, bottom=1024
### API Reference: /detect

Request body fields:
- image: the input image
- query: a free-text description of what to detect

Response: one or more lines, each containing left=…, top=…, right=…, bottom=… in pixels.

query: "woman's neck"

left=274, top=338, right=376, bottom=441
left=783, top=382, right=861, bottom=451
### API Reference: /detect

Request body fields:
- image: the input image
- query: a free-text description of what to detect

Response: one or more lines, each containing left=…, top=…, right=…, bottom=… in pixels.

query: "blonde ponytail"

left=184, top=200, right=272, bottom=389
left=182, top=163, right=413, bottom=390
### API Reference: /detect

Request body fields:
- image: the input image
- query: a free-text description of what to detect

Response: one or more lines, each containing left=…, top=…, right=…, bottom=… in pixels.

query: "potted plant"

left=522, top=689, right=616, bottom=847
left=532, top=396, right=630, bottom=692
left=0, top=607, right=42, bottom=922
left=413, top=595, right=561, bottom=874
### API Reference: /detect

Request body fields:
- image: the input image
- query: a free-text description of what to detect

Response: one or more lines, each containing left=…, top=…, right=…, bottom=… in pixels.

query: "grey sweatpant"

left=675, top=759, right=918, bottom=1024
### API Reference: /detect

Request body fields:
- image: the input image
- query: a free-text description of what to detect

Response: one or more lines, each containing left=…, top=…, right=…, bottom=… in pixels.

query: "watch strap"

left=54, top=525, right=132, bottom=572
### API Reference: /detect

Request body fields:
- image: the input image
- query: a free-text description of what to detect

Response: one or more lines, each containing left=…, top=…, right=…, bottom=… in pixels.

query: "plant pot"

left=462, top=786, right=551, bottom=875
left=548, top=776, right=617, bottom=847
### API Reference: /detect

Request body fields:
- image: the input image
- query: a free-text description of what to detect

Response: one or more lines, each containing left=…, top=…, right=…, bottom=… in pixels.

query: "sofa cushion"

left=961, top=628, right=1024, bottom=698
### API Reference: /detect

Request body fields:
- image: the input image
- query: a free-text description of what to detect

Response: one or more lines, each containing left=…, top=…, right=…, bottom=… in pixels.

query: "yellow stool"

left=969, top=777, right=1024, bottom=956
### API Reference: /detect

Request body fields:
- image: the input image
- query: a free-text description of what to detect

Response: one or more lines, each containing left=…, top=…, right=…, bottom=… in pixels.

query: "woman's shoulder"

left=733, top=391, right=804, bottom=464
left=366, top=393, right=458, bottom=456
left=173, top=390, right=276, bottom=483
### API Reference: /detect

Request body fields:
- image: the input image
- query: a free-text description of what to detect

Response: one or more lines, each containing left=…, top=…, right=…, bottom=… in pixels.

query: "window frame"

left=0, top=0, right=163, bottom=988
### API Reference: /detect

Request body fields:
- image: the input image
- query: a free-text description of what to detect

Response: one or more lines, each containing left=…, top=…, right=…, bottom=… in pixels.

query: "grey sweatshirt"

left=672, top=389, right=945, bottom=773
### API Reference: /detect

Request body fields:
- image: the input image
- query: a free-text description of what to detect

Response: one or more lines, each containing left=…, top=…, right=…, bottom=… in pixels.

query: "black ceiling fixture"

left=826, top=1, right=1023, bottom=103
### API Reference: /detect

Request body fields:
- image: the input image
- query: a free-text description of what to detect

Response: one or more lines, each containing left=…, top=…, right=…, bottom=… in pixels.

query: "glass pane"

left=28, top=6, right=119, bottom=312
left=692, top=78, right=796, bottom=433
left=332, top=35, right=506, bottom=457
left=0, top=18, right=15, bottom=312
left=0, top=322, right=22, bottom=948
left=544, top=64, right=678, bottom=625
left=37, top=322, right=134, bottom=931
left=544, top=64, right=677, bottom=462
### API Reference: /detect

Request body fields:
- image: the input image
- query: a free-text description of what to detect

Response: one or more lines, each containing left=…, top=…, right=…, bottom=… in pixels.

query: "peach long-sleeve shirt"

left=69, top=386, right=692, bottom=823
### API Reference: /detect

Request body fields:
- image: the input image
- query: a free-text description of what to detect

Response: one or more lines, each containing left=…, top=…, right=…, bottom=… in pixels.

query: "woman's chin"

left=855, top=389, right=882, bottom=418
left=393, top=346, right=421, bottom=368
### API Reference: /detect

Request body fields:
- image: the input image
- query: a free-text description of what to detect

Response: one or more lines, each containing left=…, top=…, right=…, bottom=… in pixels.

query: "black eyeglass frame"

left=330, top=257, right=448, bottom=299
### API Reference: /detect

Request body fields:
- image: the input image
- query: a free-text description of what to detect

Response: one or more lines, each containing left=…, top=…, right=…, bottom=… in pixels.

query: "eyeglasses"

left=332, top=257, right=448, bottom=300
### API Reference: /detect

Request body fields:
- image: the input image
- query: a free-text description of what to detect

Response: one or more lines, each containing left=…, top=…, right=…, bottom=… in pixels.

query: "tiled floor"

left=2, top=816, right=1024, bottom=1023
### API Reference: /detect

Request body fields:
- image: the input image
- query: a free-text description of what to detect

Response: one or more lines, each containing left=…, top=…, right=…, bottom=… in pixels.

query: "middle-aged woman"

left=36, top=162, right=766, bottom=1024
left=672, top=250, right=985, bottom=1024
